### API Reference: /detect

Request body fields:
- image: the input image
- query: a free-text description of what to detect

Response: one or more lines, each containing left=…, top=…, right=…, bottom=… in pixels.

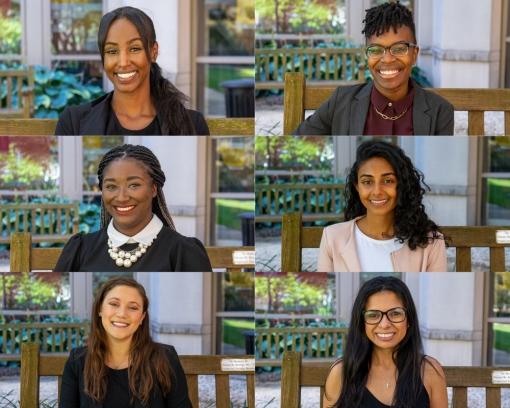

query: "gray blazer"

left=291, top=81, right=454, bottom=135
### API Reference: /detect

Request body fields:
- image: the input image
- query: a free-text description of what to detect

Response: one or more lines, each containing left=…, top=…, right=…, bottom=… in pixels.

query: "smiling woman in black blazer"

left=60, top=277, right=191, bottom=407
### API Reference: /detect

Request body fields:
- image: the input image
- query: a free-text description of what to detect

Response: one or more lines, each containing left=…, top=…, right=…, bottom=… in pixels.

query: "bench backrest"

left=255, top=183, right=346, bottom=220
left=283, top=72, right=510, bottom=135
left=281, top=212, right=509, bottom=272
left=0, top=67, right=35, bottom=118
left=281, top=351, right=510, bottom=408
left=10, top=232, right=255, bottom=271
left=255, top=327, right=348, bottom=366
left=0, top=202, right=80, bottom=240
left=255, top=48, right=365, bottom=89
left=0, top=322, right=88, bottom=362
left=20, top=342, right=255, bottom=408
left=0, top=117, right=255, bottom=135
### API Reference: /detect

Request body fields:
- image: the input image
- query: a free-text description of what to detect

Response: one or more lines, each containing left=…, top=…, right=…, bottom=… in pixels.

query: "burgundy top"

left=363, top=79, right=415, bottom=136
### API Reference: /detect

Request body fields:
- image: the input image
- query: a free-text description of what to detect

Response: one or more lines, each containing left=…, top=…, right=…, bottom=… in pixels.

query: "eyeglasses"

left=365, top=43, right=416, bottom=59
left=362, top=307, right=407, bottom=324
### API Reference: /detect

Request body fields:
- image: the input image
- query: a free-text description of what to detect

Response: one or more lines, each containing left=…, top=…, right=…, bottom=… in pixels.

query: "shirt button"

left=388, top=102, right=393, bottom=106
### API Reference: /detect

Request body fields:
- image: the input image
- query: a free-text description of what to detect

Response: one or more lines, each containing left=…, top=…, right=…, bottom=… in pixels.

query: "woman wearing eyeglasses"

left=323, top=276, right=448, bottom=408
left=317, top=140, right=447, bottom=272
left=292, top=1, right=453, bottom=136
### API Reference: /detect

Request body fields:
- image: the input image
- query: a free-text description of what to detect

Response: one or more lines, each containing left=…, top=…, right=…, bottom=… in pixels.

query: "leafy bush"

left=0, top=317, right=88, bottom=368
left=0, top=63, right=105, bottom=118
left=255, top=322, right=348, bottom=373
left=255, top=178, right=345, bottom=228
left=0, top=198, right=101, bottom=250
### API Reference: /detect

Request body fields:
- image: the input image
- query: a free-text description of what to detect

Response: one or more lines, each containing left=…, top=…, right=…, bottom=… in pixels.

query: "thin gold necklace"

left=378, top=367, right=396, bottom=389
left=109, top=354, right=130, bottom=370
left=374, top=105, right=408, bottom=121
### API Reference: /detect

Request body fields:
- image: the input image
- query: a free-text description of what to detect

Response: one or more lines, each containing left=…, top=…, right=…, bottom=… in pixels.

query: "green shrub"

left=0, top=63, right=105, bottom=118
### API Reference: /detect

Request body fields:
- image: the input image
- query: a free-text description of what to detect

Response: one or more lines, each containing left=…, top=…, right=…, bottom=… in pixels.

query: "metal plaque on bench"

left=221, top=358, right=255, bottom=371
left=496, top=230, right=510, bottom=244
left=492, top=371, right=510, bottom=384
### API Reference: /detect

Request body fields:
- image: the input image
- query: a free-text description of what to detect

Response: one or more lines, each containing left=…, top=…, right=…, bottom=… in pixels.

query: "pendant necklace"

left=110, top=354, right=130, bottom=370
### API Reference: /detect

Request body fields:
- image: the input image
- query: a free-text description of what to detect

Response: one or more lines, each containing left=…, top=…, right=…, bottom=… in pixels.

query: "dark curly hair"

left=362, top=1, right=416, bottom=43
left=344, top=139, right=445, bottom=250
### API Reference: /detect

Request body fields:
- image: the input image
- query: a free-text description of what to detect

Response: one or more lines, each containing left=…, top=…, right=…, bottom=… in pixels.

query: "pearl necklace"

left=108, top=235, right=157, bottom=268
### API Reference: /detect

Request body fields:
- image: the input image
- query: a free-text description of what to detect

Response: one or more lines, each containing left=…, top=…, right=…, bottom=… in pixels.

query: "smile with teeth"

left=370, top=199, right=388, bottom=204
left=116, top=206, right=135, bottom=212
left=376, top=333, right=395, bottom=339
left=112, top=322, right=129, bottom=327
left=116, top=72, right=136, bottom=79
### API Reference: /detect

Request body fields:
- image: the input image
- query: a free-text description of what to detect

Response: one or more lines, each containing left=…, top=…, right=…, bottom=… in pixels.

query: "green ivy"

left=0, top=63, right=105, bottom=118
left=0, top=198, right=101, bottom=250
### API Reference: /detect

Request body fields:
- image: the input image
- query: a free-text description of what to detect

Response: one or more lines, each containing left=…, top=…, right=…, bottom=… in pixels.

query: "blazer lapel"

left=339, top=216, right=363, bottom=272
left=79, top=92, right=112, bottom=135
left=412, top=84, right=432, bottom=135
left=350, top=83, right=372, bottom=135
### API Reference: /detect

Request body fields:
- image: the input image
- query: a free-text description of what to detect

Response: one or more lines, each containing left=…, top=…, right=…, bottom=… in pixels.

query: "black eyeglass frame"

left=364, top=42, right=417, bottom=59
left=362, top=307, right=407, bottom=325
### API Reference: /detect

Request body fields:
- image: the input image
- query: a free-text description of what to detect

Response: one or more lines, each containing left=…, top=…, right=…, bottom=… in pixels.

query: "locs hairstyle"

left=97, top=144, right=176, bottom=230
left=344, top=140, right=444, bottom=250
left=331, top=276, right=425, bottom=408
left=84, top=277, right=173, bottom=404
left=97, top=7, right=196, bottom=135
left=362, top=1, right=416, bottom=43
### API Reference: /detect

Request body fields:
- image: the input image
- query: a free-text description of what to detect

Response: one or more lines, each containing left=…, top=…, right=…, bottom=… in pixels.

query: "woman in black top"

left=54, top=144, right=212, bottom=272
left=60, top=277, right=192, bottom=407
left=323, top=277, right=447, bottom=408
left=55, top=6, right=209, bottom=136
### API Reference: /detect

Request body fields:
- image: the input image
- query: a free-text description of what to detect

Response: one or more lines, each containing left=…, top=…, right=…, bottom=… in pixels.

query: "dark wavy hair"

left=345, top=139, right=445, bottom=250
left=98, top=7, right=196, bottom=135
left=97, top=144, right=176, bottom=231
left=332, top=276, right=428, bottom=408
left=84, top=277, right=173, bottom=404
left=362, top=1, right=416, bottom=43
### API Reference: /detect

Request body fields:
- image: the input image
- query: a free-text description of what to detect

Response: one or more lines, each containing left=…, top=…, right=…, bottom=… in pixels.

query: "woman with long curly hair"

left=317, top=139, right=447, bottom=272
left=55, top=6, right=209, bottom=135
left=323, top=276, right=447, bottom=408
left=60, top=277, right=191, bottom=407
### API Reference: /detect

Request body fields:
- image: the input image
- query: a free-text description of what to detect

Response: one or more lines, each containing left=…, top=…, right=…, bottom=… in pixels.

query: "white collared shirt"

left=107, top=214, right=163, bottom=247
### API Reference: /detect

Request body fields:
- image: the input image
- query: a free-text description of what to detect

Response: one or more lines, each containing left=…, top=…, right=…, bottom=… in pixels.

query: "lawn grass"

left=216, top=199, right=255, bottom=230
left=223, top=319, right=254, bottom=349
left=493, top=323, right=510, bottom=352
left=207, top=66, right=255, bottom=92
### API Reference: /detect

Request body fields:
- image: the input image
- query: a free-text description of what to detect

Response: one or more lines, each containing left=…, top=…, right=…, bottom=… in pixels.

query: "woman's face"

left=103, top=18, right=157, bottom=96
left=99, top=285, right=146, bottom=345
left=366, top=25, right=418, bottom=101
left=364, top=290, right=407, bottom=350
left=355, top=156, right=398, bottom=220
left=102, top=158, right=157, bottom=236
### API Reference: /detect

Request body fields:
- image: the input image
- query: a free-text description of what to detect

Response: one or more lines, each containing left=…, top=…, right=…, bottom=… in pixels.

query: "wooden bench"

left=280, top=351, right=510, bottom=408
left=20, top=342, right=255, bottom=408
left=255, top=183, right=345, bottom=224
left=9, top=232, right=255, bottom=272
left=0, top=117, right=255, bottom=136
left=256, top=47, right=365, bottom=90
left=283, top=72, right=510, bottom=135
left=0, top=321, right=88, bottom=362
left=281, top=212, right=509, bottom=272
left=0, top=202, right=79, bottom=245
left=0, top=67, right=35, bottom=118
left=255, top=326, right=348, bottom=367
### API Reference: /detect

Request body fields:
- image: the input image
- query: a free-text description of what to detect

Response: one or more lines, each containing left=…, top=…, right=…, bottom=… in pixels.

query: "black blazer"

left=59, top=344, right=192, bottom=408
left=54, top=92, right=210, bottom=135
left=291, top=81, right=454, bottom=135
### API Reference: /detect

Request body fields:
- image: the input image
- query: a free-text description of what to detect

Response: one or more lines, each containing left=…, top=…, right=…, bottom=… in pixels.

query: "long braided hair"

left=362, top=1, right=416, bottom=43
left=97, top=144, right=176, bottom=230
left=98, top=7, right=197, bottom=135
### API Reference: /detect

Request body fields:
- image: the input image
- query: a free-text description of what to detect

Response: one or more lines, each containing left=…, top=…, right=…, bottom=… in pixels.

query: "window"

left=0, top=0, right=22, bottom=60
left=195, top=0, right=254, bottom=117
left=486, top=272, right=510, bottom=365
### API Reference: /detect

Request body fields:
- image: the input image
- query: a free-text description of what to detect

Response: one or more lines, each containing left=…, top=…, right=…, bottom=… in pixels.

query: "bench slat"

left=186, top=374, right=199, bottom=408
left=452, top=386, right=468, bottom=408
left=215, top=374, right=231, bottom=408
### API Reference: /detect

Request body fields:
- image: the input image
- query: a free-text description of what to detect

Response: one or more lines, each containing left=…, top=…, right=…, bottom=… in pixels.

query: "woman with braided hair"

left=55, top=144, right=212, bottom=271
left=317, top=140, right=447, bottom=272
left=55, top=6, right=209, bottom=135
left=292, top=1, right=454, bottom=136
